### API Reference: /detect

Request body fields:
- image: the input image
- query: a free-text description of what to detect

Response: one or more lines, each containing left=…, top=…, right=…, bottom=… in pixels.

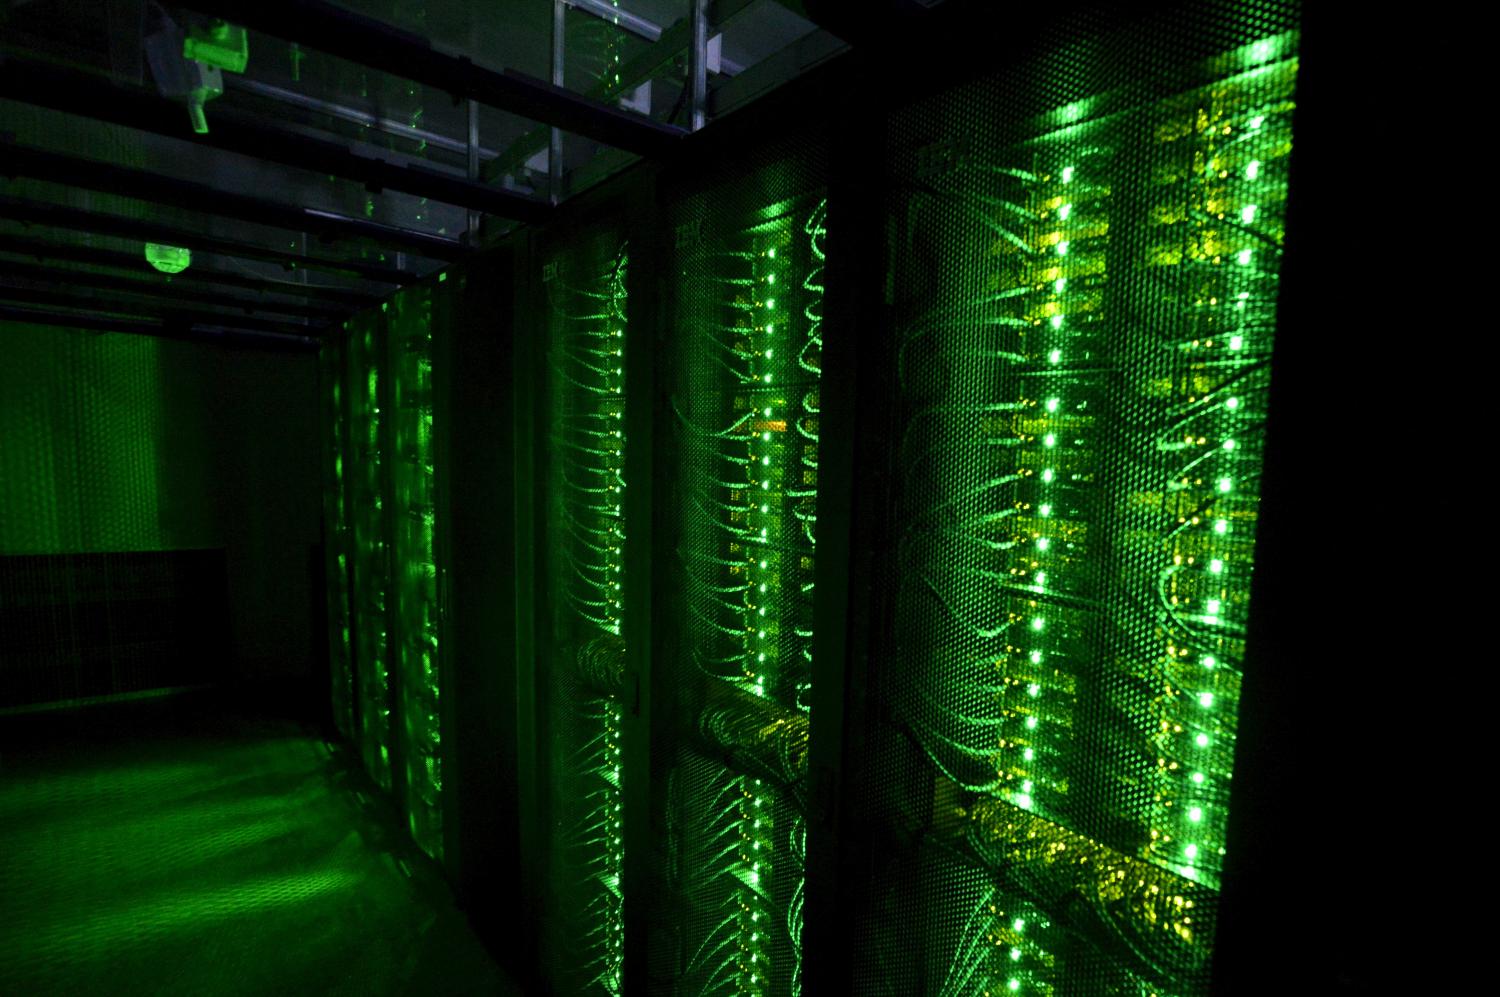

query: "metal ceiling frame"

left=2, top=144, right=469, bottom=260
left=1, top=258, right=349, bottom=322
left=0, top=303, right=320, bottom=351
left=0, top=196, right=418, bottom=285
left=180, top=0, right=687, bottom=157
left=0, top=56, right=550, bottom=223
left=0, top=232, right=379, bottom=308
left=0, top=284, right=327, bottom=337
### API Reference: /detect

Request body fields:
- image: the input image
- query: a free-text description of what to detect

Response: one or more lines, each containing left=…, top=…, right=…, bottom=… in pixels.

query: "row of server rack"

left=319, top=3, right=1307, bottom=994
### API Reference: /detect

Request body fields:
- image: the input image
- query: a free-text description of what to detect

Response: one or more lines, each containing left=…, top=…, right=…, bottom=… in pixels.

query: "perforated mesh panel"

left=653, top=140, right=826, bottom=997
left=540, top=226, right=630, bottom=996
left=387, top=285, right=443, bottom=862
left=854, top=4, right=1299, bottom=994
left=320, top=340, right=356, bottom=742
left=344, top=311, right=393, bottom=793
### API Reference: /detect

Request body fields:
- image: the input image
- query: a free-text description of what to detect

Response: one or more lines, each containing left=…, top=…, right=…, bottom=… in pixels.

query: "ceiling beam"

left=0, top=196, right=416, bottom=285
left=0, top=233, right=379, bottom=308
left=180, top=0, right=686, bottom=158
left=0, top=304, right=319, bottom=351
left=2, top=259, right=349, bottom=322
left=1, top=144, right=468, bottom=260
left=0, top=284, right=328, bottom=337
left=0, top=57, right=550, bottom=223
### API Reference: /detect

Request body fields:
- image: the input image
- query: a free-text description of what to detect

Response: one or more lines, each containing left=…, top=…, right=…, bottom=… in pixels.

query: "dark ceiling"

left=1, top=0, right=857, bottom=349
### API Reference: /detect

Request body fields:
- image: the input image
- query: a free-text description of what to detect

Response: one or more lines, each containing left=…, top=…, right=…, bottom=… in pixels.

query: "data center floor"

left=0, top=688, right=517, bottom=996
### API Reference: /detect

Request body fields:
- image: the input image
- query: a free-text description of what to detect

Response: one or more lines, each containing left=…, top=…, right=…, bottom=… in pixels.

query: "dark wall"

left=0, top=322, right=320, bottom=683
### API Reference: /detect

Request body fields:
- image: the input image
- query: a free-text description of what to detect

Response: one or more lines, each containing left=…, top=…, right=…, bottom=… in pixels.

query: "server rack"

left=832, top=3, right=1302, bottom=995
left=344, top=308, right=395, bottom=792
left=535, top=213, right=634, bottom=996
left=319, top=336, right=356, bottom=741
left=645, top=130, right=831, bottom=997
left=322, top=282, right=448, bottom=862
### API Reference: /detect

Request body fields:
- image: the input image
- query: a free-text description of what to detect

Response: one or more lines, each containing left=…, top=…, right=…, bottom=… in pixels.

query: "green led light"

left=1029, top=651, right=1042, bottom=664
left=1189, top=806, right=1204, bottom=823
left=145, top=242, right=192, bottom=273
left=1013, top=918, right=1026, bottom=933
left=1050, top=315, right=1064, bottom=329
left=1045, top=397, right=1060, bottom=412
left=1027, top=683, right=1040, bottom=697
left=1236, top=249, right=1253, bottom=266
left=1223, top=439, right=1237, bottom=451
left=1043, top=433, right=1057, bottom=447
left=1054, top=277, right=1066, bottom=293
left=765, top=348, right=774, bottom=359
left=1225, top=396, right=1241, bottom=411
left=1060, top=166, right=1074, bottom=183
left=762, top=456, right=771, bottom=465
left=763, top=407, right=772, bottom=416
left=1245, top=160, right=1261, bottom=180
left=1199, top=692, right=1214, bottom=708
left=1214, top=519, right=1229, bottom=534
left=760, top=504, right=769, bottom=513
left=1036, top=537, right=1050, bottom=551
left=1241, top=204, right=1258, bottom=224
left=1249, top=114, right=1266, bottom=129
left=1209, top=558, right=1224, bottom=573
left=765, top=298, right=776, bottom=309
left=1010, top=947, right=1022, bottom=961
left=1184, top=844, right=1199, bottom=860
left=763, top=373, right=773, bottom=383
left=1218, top=477, right=1233, bottom=493
left=1041, top=468, right=1054, bottom=483
left=767, top=273, right=776, bottom=284
left=1195, top=733, right=1210, bottom=747
left=1056, top=241, right=1070, bottom=256
left=1048, top=349, right=1062, bottom=364
left=1039, top=504, right=1052, bottom=517
left=1025, top=716, right=1038, bottom=729
left=1192, top=772, right=1205, bottom=784
left=1031, top=618, right=1044, bottom=631
left=1206, top=599, right=1221, bottom=615
left=763, top=432, right=772, bottom=441
left=1034, top=571, right=1046, bottom=586
left=1202, top=655, right=1217, bottom=668
left=766, top=324, right=775, bottom=334
left=767, top=247, right=776, bottom=259
left=1023, top=747, right=1034, bottom=761
left=1058, top=203, right=1072, bottom=220
left=1229, top=335, right=1244, bottom=350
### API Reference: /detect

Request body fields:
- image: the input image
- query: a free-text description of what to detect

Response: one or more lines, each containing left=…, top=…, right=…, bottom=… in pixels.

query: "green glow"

left=1206, top=599, right=1221, bottom=615
left=1029, top=651, right=1043, bottom=664
left=1041, top=468, right=1054, bottom=483
left=1054, top=277, right=1066, bottom=292
left=1055, top=241, right=1070, bottom=256
left=1045, top=397, right=1060, bottom=412
left=1189, top=807, right=1204, bottom=823
left=145, top=243, right=192, bottom=274
left=1036, top=537, right=1050, bottom=551
left=1034, top=571, right=1046, bottom=586
left=1043, top=433, right=1057, bottom=447
left=1060, top=166, right=1074, bottom=182
left=1209, top=558, right=1224, bottom=573
left=1031, top=618, right=1045, bottom=631
left=1202, top=655, right=1217, bottom=668
left=1214, top=519, right=1229, bottom=534
left=1198, top=693, right=1214, bottom=708
left=1039, top=504, right=1052, bottom=517
left=1195, top=734, right=1210, bottom=747
left=1245, top=159, right=1261, bottom=180
left=1050, top=315, right=1063, bottom=329
left=1192, top=772, right=1206, bottom=785
left=1027, top=683, right=1041, bottom=697
left=1047, top=349, right=1062, bottom=364
left=1240, top=204, right=1258, bottom=224
left=1013, top=918, right=1026, bottom=933
left=1058, top=203, right=1072, bottom=220
left=1236, top=249, right=1253, bottom=266
left=1217, top=477, right=1233, bottom=493
left=1229, top=335, right=1244, bottom=350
